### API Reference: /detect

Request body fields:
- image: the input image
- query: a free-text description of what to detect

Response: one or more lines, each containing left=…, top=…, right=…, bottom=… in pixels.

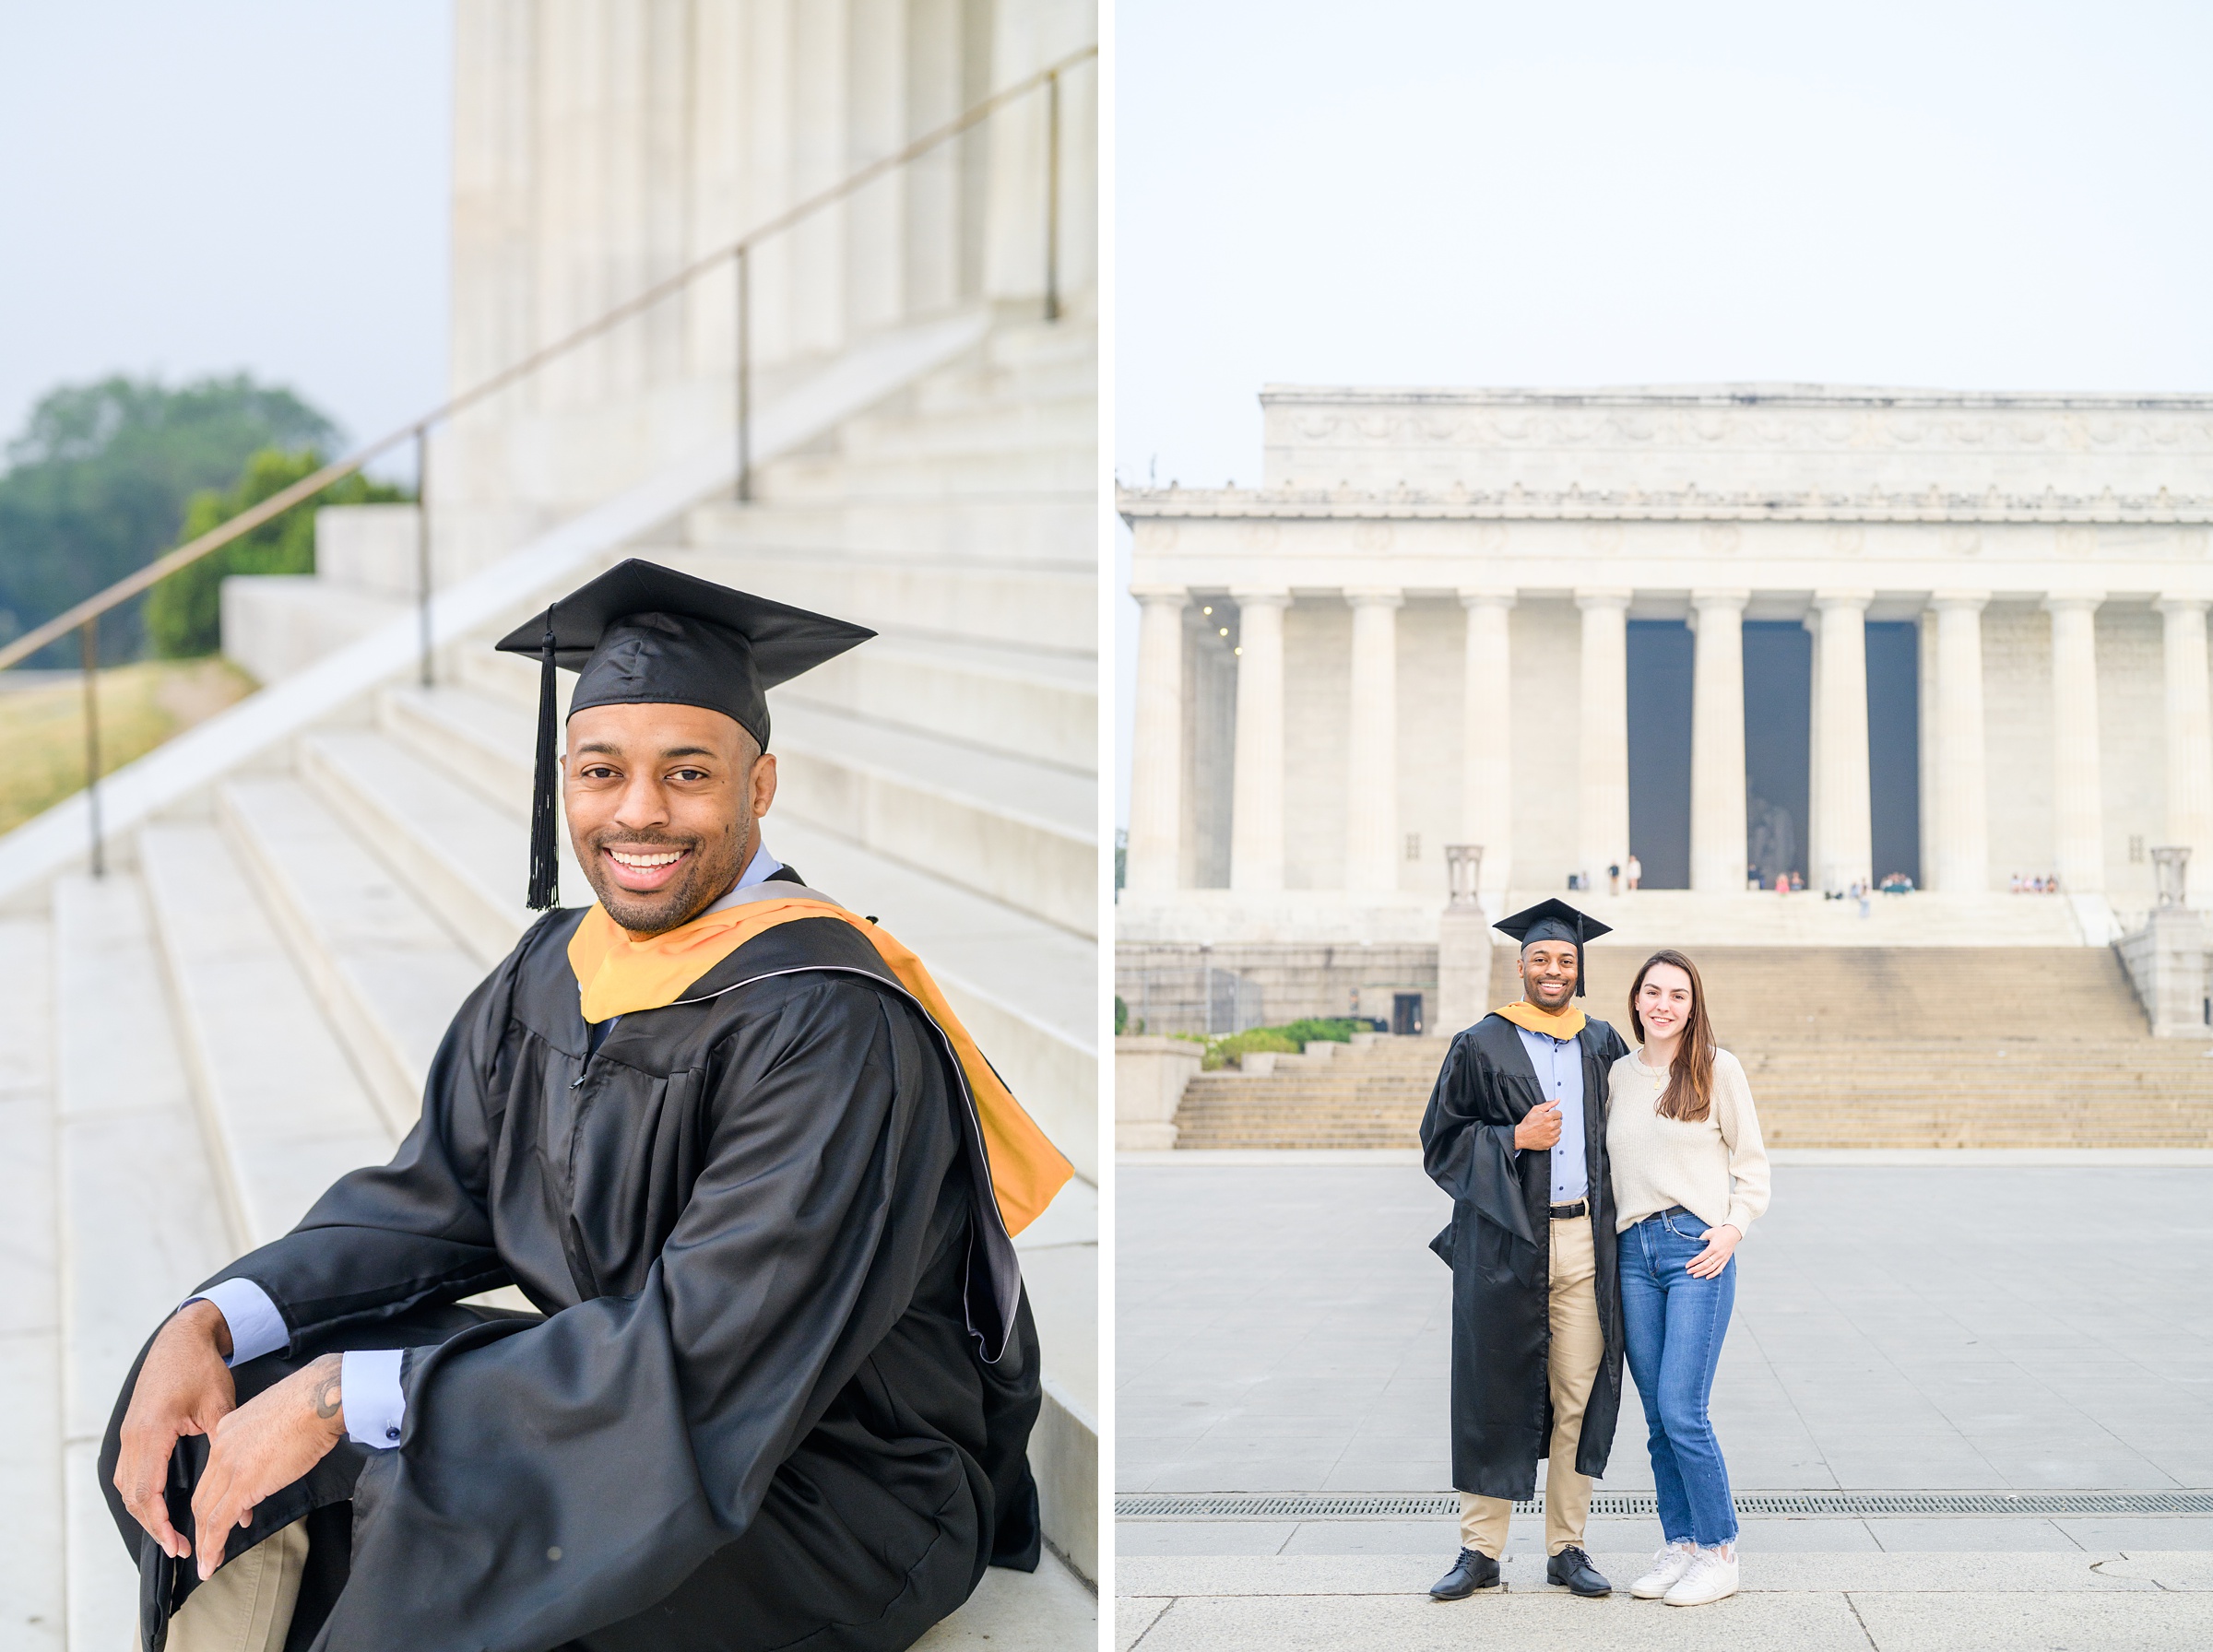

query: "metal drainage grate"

left=1117, top=1490, right=2213, bottom=1520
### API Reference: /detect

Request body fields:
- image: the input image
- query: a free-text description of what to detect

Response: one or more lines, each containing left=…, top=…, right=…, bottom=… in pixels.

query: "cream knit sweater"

left=1605, top=1046, right=1771, bottom=1236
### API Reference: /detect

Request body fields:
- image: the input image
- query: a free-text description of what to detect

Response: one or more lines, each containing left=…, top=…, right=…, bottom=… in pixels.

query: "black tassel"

left=526, top=603, right=561, bottom=910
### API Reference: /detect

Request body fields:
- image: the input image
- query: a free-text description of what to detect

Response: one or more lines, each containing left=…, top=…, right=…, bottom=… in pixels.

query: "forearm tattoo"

left=312, top=1363, right=342, bottom=1422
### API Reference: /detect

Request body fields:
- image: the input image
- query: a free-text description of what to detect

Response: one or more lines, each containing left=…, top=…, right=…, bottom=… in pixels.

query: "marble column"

left=2157, top=595, right=2213, bottom=893
left=1929, top=591, right=1990, bottom=895
left=1228, top=589, right=1290, bottom=892
left=1345, top=589, right=1403, bottom=893
left=1576, top=589, right=1632, bottom=891
left=1689, top=590, right=1750, bottom=893
left=1811, top=591, right=1874, bottom=894
left=2044, top=594, right=2106, bottom=893
left=1124, top=585, right=1187, bottom=893
left=1459, top=589, right=1515, bottom=898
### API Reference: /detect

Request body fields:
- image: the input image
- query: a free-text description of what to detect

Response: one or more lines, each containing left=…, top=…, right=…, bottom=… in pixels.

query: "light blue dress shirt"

left=186, top=839, right=789, bottom=1449
left=1514, top=1023, right=1588, bottom=1204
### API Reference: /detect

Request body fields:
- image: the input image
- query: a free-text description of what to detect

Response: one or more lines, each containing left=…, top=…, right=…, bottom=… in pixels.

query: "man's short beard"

left=581, top=808, right=751, bottom=936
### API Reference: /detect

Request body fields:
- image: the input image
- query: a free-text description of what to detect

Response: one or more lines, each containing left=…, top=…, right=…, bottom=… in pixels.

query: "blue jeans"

left=1619, top=1208, right=1739, bottom=1546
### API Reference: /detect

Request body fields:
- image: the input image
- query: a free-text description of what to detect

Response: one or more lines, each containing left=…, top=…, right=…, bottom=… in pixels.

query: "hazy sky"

left=1114, top=0, right=2213, bottom=824
left=0, top=3, right=452, bottom=474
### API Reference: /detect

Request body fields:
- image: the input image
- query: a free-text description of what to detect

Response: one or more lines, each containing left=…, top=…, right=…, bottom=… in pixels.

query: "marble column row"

left=1124, top=586, right=2213, bottom=899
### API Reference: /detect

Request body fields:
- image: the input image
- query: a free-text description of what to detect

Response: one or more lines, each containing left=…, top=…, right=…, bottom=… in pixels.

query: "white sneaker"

left=1628, top=1542, right=1696, bottom=1599
left=1663, top=1546, right=1740, bottom=1606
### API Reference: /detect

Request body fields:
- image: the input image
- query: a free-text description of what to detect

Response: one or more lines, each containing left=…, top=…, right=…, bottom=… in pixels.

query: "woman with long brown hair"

left=1606, top=950, right=1770, bottom=1609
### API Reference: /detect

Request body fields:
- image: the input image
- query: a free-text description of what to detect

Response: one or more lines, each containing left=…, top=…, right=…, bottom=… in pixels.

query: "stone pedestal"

left=1115, top=1035, right=1202, bottom=1149
left=1437, top=905, right=1494, bottom=1037
left=2117, top=907, right=2211, bottom=1038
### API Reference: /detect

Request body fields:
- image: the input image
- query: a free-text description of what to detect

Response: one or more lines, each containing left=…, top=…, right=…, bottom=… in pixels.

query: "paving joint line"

left=1117, top=1490, right=2213, bottom=1519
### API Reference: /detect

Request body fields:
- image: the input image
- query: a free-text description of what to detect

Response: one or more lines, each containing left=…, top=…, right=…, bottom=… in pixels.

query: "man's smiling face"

left=562, top=701, right=776, bottom=937
left=1519, top=938, right=1580, bottom=1009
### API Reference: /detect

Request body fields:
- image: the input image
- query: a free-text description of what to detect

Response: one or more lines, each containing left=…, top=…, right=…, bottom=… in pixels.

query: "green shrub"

left=1114, top=995, right=1128, bottom=1035
left=145, top=447, right=408, bottom=658
left=1274, top=1017, right=1366, bottom=1046
left=1196, top=1018, right=1367, bottom=1071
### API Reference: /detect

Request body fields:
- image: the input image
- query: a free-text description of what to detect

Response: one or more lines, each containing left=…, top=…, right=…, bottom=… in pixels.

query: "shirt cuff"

left=185, top=1280, right=290, bottom=1368
left=340, top=1349, right=408, bottom=1449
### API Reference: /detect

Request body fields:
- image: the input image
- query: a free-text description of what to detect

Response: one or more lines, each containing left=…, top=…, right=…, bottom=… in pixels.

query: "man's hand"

left=1686, top=1222, right=1742, bottom=1280
left=1514, top=1099, right=1562, bottom=1151
left=114, top=1300, right=237, bottom=1561
left=190, top=1353, right=347, bottom=1580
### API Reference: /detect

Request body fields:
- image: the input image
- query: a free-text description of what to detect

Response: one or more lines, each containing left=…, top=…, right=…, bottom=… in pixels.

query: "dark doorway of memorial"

left=1392, top=994, right=1425, bottom=1036
left=1627, top=620, right=1694, bottom=887
left=1743, top=621, right=1811, bottom=889
left=1864, top=620, right=1923, bottom=890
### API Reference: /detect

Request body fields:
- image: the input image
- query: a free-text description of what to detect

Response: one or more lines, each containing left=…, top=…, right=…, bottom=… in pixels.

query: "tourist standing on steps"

left=1607, top=949, right=1771, bottom=1608
left=1419, top=897, right=1630, bottom=1603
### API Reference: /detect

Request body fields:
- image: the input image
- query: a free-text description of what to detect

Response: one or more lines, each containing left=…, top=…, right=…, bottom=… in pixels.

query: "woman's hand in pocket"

left=1685, top=1222, right=1741, bottom=1279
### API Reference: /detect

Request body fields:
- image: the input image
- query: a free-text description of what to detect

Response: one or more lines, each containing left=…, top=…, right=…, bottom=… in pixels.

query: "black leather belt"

left=1549, top=1200, right=1588, bottom=1220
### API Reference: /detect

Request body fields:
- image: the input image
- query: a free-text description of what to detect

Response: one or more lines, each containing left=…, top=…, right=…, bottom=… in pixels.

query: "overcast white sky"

left=1114, top=0, right=2213, bottom=825
left=0, top=3, right=451, bottom=475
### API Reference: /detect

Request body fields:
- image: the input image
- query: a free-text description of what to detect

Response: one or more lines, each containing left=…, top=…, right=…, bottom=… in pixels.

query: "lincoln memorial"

left=1117, top=384, right=2213, bottom=1030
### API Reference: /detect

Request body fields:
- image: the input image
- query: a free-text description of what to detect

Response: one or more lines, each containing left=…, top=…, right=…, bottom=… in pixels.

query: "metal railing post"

left=735, top=245, right=752, bottom=503
left=79, top=620, right=103, bottom=878
left=1044, top=69, right=1061, bottom=323
left=415, top=426, right=433, bottom=689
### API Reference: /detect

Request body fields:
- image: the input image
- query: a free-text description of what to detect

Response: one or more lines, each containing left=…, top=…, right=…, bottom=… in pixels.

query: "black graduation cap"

left=1493, top=897, right=1612, bottom=998
left=494, top=559, right=875, bottom=910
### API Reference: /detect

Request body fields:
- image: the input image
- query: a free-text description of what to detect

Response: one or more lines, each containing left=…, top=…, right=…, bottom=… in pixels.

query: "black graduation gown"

left=101, top=902, right=1045, bottom=1652
left=1417, top=1011, right=1630, bottom=1501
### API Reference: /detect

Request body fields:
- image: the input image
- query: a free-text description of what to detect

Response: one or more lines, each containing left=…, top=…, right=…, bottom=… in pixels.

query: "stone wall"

left=1116, top=940, right=1438, bottom=1029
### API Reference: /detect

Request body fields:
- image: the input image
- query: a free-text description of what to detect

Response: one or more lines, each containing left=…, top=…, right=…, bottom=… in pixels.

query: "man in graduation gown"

left=1418, top=898, right=1629, bottom=1601
left=105, top=559, right=1073, bottom=1652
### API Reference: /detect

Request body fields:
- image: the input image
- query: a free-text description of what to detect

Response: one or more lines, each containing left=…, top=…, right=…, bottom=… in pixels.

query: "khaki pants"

left=134, top=1521, right=305, bottom=1652
left=1459, top=1213, right=1603, bottom=1559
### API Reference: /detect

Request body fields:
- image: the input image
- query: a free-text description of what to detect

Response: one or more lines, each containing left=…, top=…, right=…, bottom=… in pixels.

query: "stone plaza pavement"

left=1116, top=1152, right=2213, bottom=1650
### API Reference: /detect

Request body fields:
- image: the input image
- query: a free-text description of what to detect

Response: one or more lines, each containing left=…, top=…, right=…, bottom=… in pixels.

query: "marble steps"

left=782, top=635, right=1095, bottom=774
left=216, top=775, right=489, bottom=1132
left=1549, top=946, right=2152, bottom=1043
left=452, top=622, right=1096, bottom=781
left=298, top=728, right=543, bottom=967
left=909, top=346, right=1095, bottom=411
left=752, top=443, right=1093, bottom=502
left=683, top=496, right=1094, bottom=562
left=53, top=874, right=237, bottom=1650
left=1497, top=890, right=2099, bottom=948
left=908, top=315, right=1096, bottom=407
left=0, top=915, right=65, bottom=1648
left=658, top=544, right=1095, bottom=656
left=834, top=390, right=1093, bottom=461
left=136, top=826, right=399, bottom=1246
left=1170, top=1053, right=2213, bottom=1149
left=771, top=700, right=1095, bottom=939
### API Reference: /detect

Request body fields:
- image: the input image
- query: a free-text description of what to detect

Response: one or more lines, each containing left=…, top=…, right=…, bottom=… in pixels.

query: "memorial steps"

left=0, top=311, right=1098, bottom=1642
left=1167, top=944, right=2213, bottom=1151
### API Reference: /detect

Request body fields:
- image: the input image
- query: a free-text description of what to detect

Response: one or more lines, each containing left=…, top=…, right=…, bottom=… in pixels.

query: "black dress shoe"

left=1430, top=1548, right=1501, bottom=1599
left=1546, top=1545, right=1612, bottom=1596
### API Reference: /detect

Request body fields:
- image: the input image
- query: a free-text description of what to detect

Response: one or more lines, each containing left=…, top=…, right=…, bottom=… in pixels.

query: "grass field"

left=0, top=659, right=255, bottom=835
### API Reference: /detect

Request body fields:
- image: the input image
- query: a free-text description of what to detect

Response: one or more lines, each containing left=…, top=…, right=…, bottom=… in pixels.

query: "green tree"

left=145, top=448, right=408, bottom=659
left=0, top=374, right=337, bottom=664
